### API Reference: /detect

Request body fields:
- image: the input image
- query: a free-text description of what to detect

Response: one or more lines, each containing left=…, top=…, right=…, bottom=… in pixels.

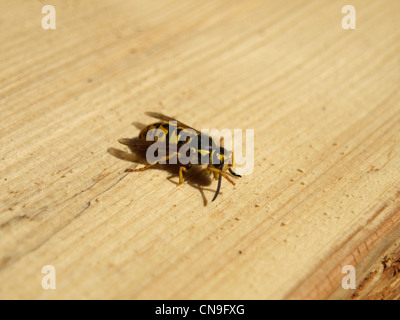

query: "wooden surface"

left=1, top=0, right=400, bottom=299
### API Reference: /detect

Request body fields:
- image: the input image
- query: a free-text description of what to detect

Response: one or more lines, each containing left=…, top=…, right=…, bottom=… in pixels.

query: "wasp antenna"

left=212, top=174, right=223, bottom=202
left=229, top=168, right=242, bottom=178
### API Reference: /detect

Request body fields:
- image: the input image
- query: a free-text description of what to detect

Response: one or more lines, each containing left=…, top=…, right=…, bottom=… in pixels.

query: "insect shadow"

left=107, top=139, right=218, bottom=206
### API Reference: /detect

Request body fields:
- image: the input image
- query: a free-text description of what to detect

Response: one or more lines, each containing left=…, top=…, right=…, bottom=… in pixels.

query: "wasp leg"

left=125, top=163, right=155, bottom=172
left=179, top=166, right=187, bottom=185
left=206, top=167, right=235, bottom=186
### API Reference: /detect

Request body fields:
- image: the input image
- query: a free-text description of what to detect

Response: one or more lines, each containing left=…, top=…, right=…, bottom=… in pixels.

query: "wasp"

left=118, top=112, right=241, bottom=201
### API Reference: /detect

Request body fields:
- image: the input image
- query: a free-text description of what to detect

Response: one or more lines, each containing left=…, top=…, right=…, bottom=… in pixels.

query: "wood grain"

left=1, top=0, right=399, bottom=299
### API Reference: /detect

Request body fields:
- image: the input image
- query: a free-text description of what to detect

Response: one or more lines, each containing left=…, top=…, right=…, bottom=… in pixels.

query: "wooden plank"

left=0, top=0, right=399, bottom=299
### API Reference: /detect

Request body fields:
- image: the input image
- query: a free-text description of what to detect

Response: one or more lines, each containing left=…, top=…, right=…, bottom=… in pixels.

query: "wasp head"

left=208, top=147, right=241, bottom=202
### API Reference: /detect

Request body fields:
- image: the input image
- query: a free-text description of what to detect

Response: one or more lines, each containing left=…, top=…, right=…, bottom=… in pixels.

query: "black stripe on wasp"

left=115, top=112, right=241, bottom=202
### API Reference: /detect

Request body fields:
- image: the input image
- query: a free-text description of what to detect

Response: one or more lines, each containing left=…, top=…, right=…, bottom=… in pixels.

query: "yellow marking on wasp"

left=198, top=149, right=210, bottom=156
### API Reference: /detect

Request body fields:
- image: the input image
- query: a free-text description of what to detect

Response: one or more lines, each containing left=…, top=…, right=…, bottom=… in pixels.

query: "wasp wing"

left=118, top=138, right=157, bottom=150
left=145, top=112, right=201, bottom=135
left=118, top=137, right=182, bottom=164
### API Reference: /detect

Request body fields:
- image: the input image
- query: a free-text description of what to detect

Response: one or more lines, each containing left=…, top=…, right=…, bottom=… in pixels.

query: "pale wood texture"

left=1, top=0, right=400, bottom=299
